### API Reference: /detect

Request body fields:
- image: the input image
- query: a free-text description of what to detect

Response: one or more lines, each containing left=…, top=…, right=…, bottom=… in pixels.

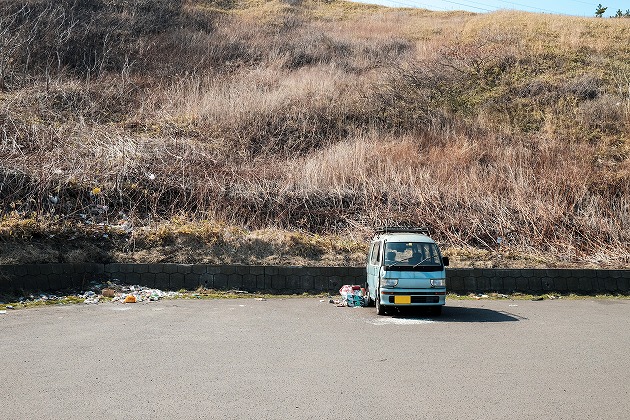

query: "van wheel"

left=376, top=290, right=387, bottom=315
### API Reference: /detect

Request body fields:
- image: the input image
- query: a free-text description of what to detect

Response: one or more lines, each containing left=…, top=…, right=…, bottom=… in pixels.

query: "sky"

left=354, top=0, right=630, bottom=17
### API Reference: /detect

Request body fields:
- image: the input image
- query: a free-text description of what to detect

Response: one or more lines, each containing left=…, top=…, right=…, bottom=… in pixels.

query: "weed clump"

left=1, top=0, right=629, bottom=267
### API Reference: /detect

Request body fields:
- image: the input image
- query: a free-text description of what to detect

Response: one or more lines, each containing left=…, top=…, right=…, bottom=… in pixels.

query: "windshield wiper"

left=413, top=255, right=440, bottom=268
left=387, top=258, right=410, bottom=267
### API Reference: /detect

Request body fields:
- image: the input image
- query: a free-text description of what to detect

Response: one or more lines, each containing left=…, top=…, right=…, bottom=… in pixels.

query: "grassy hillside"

left=1, top=0, right=629, bottom=268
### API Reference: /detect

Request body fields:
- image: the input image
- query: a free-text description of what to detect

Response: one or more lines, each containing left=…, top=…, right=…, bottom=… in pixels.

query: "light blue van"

left=365, top=227, right=449, bottom=316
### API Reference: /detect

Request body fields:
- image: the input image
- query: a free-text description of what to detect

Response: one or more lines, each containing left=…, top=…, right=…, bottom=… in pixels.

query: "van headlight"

left=382, top=279, right=398, bottom=287
left=431, top=279, right=446, bottom=287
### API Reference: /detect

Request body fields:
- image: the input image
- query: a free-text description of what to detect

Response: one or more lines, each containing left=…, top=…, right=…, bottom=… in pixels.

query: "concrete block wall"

left=0, top=264, right=628, bottom=295
left=0, top=264, right=366, bottom=295
left=446, top=268, right=630, bottom=294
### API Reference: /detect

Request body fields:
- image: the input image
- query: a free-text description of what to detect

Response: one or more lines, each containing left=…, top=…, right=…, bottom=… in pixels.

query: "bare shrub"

left=578, top=95, right=626, bottom=135
left=2, top=2, right=630, bottom=266
left=147, top=63, right=369, bottom=159
left=278, top=129, right=629, bottom=260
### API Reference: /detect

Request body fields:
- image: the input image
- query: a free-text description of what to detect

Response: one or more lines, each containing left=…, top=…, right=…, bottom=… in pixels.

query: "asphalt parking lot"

left=2, top=297, right=629, bottom=419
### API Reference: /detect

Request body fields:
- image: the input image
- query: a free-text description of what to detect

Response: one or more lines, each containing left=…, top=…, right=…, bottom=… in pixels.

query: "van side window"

left=370, top=242, right=381, bottom=265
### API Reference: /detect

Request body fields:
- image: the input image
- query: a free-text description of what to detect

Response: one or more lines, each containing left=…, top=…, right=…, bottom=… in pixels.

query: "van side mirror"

left=442, top=256, right=450, bottom=267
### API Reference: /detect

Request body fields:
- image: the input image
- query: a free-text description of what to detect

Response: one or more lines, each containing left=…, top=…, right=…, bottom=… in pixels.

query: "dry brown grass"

left=1, top=0, right=629, bottom=267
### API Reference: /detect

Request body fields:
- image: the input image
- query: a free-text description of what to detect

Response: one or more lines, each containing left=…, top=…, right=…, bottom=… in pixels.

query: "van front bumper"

left=379, top=288, right=446, bottom=306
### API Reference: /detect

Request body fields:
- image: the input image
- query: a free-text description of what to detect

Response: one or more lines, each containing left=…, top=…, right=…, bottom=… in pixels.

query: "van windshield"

left=384, top=242, right=442, bottom=267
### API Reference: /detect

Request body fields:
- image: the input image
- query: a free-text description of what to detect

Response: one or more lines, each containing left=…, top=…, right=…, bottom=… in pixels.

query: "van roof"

left=375, top=226, right=430, bottom=235
left=373, top=232, right=436, bottom=244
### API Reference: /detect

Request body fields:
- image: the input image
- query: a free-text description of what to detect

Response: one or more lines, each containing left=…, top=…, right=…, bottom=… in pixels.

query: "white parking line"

left=368, top=317, right=435, bottom=325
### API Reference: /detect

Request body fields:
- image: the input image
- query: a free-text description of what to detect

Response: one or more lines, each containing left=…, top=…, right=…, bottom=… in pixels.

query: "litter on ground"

left=336, top=285, right=367, bottom=307
left=123, top=295, right=137, bottom=304
left=2, top=279, right=182, bottom=307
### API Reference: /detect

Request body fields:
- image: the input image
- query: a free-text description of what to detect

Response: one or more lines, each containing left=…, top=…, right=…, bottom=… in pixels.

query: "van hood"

left=382, top=269, right=444, bottom=280
left=381, top=268, right=445, bottom=289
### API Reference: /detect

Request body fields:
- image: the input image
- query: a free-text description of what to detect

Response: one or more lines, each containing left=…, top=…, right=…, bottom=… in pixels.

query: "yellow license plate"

left=394, top=295, right=411, bottom=304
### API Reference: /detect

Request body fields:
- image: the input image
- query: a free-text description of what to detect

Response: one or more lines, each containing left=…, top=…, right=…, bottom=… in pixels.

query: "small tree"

left=615, top=9, right=623, bottom=17
left=595, top=4, right=607, bottom=17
